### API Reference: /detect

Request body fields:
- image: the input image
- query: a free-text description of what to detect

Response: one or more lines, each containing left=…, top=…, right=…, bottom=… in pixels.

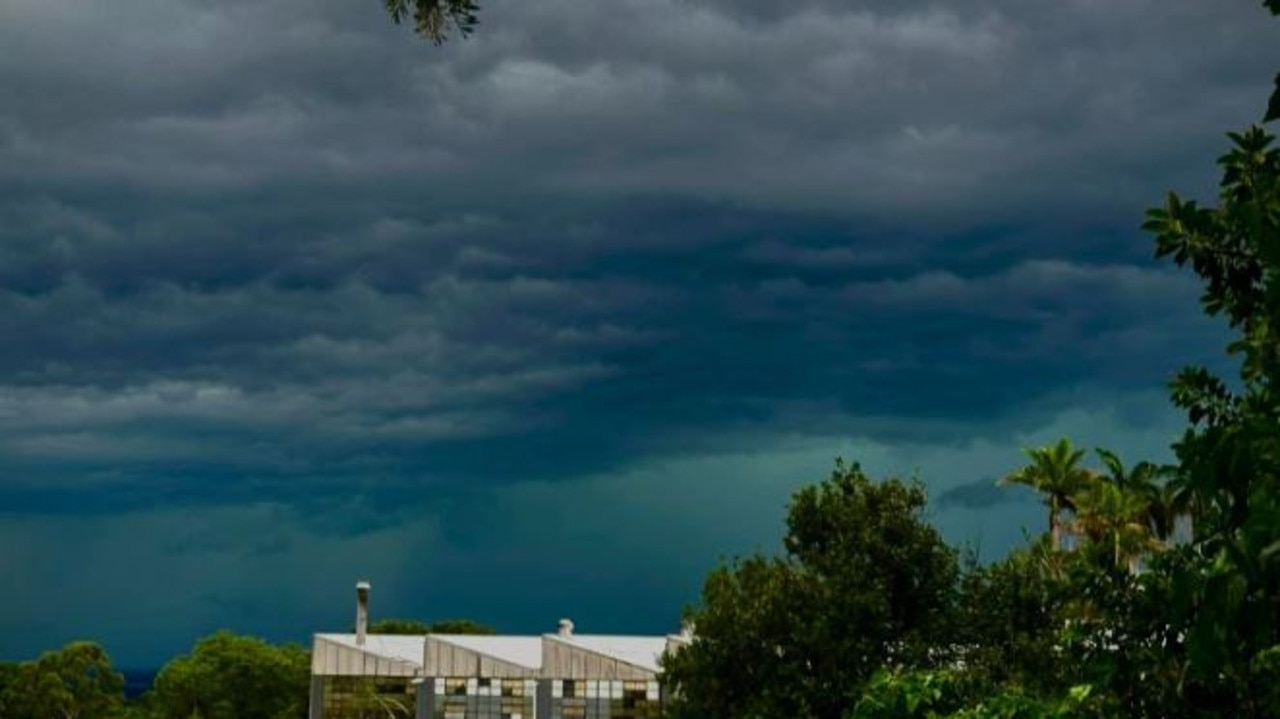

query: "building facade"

left=308, top=584, right=690, bottom=719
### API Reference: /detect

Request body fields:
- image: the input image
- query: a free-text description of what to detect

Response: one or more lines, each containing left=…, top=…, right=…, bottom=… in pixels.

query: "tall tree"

left=1070, top=450, right=1172, bottom=573
left=1125, top=2, right=1280, bottom=711
left=1073, top=476, right=1154, bottom=575
left=661, top=460, right=960, bottom=719
left=0, top=642, right=126, bottom=719
left=149, top=631, right=310, bottom=719
left=1002, top=438, right=1094, bottom=551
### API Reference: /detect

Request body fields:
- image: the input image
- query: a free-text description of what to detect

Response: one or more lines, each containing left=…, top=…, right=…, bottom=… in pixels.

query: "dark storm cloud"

left=0, top=233, right=1222, bottom=521
left=935, top=477, right=1036, bottom=511
left=5, top=1, right=1275, bottom=215
left=0, top=0, right=1275, bottom=662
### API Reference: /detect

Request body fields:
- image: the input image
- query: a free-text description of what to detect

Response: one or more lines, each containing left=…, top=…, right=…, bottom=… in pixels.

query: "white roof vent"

left=557, top=618, right=574, bottom=636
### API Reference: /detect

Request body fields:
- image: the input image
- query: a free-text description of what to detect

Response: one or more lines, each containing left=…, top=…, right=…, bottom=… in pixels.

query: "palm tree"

left=1088, top=450, right=1178, bottom=573
left=383, top=0, right=480, bottom=43
left=1166, top=468, right=1203, bottom=541
left=1002, top=438, right=1094, bottom=551
left=1097, top=450, right=1180, bottom=541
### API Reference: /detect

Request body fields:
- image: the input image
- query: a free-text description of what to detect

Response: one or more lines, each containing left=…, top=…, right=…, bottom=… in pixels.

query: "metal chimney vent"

left=356, top=581, right=371, bottom=646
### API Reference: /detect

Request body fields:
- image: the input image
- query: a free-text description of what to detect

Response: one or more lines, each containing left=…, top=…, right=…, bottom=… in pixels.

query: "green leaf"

left=1066, top=684, right=1092, bottom=703
left=1266, top=72, right=1280, bottom=123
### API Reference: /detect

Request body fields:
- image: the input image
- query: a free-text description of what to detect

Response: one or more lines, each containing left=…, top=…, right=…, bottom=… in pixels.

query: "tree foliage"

left=368, top=617, right=496, bottom=635
left=1001, top=439, right=1092, bottom=552
left=148, top=631, right=310, bottom=719
left=952, top=548, right=1065, bottom=694
left=1128, top=3, right=1280, bottom=711
left=849, top=669, right=1099, bottom=719
left=368, top=618, right=434, bottom=634
left=382, top=0, right=479, bottom=44
left=0, top=642, right=127, bottom=719
left=660, top=461, right=960, bottom=719
left=668, top=5, right=1280, bottom=717
left=0, top=661, right=19, bottom=718
left=422, top=618, right=497, bottom=635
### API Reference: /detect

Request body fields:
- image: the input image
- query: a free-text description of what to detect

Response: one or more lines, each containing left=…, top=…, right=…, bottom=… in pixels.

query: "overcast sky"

left=1, top=0, right=1276, bottom=667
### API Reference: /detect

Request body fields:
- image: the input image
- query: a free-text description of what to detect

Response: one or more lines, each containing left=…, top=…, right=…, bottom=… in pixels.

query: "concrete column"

left=536, top=679, right=553, bottom=719
left=415, top=676, right=434, bottom=719
left=308, top=675, right=325, bottom=719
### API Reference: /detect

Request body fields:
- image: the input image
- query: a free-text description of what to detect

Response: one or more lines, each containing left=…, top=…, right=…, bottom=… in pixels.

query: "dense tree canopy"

left=0, top=642, right=127, bottom=719
left=368, top=617, right=496, bottom=635
left=660, top=461, right=960, bottom=719
left=952, top=548, right=1065, bottom=695
left=148, top=631, right=310, bottom=719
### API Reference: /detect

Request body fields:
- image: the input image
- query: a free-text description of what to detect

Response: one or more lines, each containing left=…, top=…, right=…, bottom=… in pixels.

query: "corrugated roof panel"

left=434, top=634, right=544, bottom=669
left=313, top=632, right=684, bottom=676
left=548, top=635, right=669, bottom=673
left=316, top=633, right=425, bottom=668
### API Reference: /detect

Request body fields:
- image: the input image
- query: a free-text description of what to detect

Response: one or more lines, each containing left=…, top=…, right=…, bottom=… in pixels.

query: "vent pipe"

left=557, top=618, right=574, bottom=636
left=356, top=581, right=371, bottom=646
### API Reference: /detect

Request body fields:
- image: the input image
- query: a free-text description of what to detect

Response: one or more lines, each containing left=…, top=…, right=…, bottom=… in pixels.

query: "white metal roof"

left=313, top=632, right=683, bottom=675
left=433, top=634, right=544, bottom=669
left=316, top=633, right=425, bottom=668
left=547, top=634, right=670, bottom=673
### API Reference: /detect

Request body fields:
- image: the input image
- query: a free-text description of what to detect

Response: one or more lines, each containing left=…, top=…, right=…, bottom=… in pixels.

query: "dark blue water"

left=121, top=669, right=157, bottom=700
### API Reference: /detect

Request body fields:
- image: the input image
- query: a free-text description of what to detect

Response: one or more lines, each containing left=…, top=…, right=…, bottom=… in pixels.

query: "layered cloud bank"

left=1, top=0, right=1274, bottom=665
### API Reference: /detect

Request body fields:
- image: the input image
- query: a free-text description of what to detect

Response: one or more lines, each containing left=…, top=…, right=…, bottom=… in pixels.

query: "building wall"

left=314, top=675, right=418, bottom=719
left=425, top=677, right=537, bottom=719
left=545, top=679, right=661, bottom=719
left=310, top=634, right=673, bottom=719
left=310, top=637, right=423, bottom=719
left=311, top=675, right=666, bottom=719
